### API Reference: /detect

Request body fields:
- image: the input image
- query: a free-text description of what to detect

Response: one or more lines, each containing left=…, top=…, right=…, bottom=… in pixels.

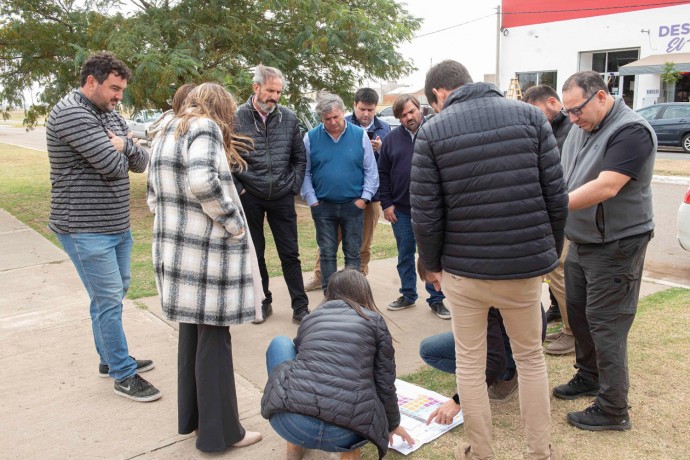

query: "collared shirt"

left=301, top=122, right=378, bottom=206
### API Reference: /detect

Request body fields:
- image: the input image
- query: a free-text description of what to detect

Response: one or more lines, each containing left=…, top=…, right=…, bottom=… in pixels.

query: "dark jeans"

left=240, top=192, right=308, bottom=312
left=391, top=209, right=445, bottom=305
left=178, top=323, right=245, bottom=452
left=419, top=307, right=507, bottom=386
left=310, top=200, right=364, bottom=291
left=565, top=233, right=651, bottom=416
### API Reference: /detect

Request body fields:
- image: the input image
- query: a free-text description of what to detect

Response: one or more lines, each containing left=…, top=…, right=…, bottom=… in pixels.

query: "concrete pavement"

left=0, top=208, right=671, bottom=459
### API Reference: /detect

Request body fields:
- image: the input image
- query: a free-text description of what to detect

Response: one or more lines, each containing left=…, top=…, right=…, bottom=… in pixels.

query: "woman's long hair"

left=175, top=82, right=252, bottom=170
left=324, top=269, right=380, bottom=320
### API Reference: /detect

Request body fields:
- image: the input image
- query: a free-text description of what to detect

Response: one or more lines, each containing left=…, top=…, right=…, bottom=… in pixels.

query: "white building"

left=498, top=0, right=690, bottom=109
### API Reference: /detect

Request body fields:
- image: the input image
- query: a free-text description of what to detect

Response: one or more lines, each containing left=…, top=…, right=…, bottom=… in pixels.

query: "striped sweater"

left=46, top=90, right=149, bottom=234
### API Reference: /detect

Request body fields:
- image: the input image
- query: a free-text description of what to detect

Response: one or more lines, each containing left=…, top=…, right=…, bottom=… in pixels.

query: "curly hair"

left=80, top=51, right=132, bottom=86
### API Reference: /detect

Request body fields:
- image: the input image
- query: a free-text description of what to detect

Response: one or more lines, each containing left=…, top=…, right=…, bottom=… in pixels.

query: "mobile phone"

left=367, top=131, right=375, bottom=140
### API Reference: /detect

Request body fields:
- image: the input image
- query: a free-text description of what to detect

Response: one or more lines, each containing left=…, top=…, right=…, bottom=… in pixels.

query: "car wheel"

left=683, top=133, right=690, bottom=153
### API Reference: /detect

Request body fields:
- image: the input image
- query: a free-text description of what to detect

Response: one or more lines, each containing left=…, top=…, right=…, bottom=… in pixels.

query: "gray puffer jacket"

left=411, top=82, right=568, bottom=279
left=234, top=97, right=306, bottom=200
left=261, top=300, right=400, bottom=459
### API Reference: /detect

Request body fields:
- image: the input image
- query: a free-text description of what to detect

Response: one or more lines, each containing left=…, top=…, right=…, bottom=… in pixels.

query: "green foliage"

left=661, top=62, right=682, bottom=84
left=0, top=0, right=421, bottom=125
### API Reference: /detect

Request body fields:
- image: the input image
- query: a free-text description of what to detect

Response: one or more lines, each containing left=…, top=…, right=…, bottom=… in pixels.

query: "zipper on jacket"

left=265, top=114, right=273, bottom=199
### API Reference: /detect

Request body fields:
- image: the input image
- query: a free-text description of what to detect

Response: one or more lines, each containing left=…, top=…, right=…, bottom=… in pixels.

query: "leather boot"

left=340, top=448, right=361, bottom=460
left=286, top=442, right=305, bottom=460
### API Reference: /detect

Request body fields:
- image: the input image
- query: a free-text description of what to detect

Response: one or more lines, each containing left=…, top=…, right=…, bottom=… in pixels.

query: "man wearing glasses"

left=553, top=71, right=657, bottom=432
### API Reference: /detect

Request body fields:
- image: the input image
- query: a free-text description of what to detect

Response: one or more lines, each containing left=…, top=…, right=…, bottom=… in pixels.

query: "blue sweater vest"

left=308, top=123, right=365, bottom=203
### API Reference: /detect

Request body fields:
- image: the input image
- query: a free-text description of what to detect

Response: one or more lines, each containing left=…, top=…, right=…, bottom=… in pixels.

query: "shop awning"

left=619, top=53, right=690, bottom=76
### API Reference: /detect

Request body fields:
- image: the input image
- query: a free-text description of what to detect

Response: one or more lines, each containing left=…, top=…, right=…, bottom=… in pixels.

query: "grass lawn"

left=356, top=287, right=690, bottom=459
left=0, top=143, right=397, bottom=298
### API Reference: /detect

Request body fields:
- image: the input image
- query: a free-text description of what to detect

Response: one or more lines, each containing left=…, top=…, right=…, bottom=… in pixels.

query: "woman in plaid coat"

left=147, top=82, right=263, bottom=452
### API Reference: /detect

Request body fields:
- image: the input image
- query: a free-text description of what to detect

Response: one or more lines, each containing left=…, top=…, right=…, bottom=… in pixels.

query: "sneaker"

left=544, top=329, right=563, bottom=343
left=553, top=374, right=600, bottom=400
left=114, top=374, right=161, bottom=402
left=99, top=357, right=154, bottom=378
left=567, top=403, right=632, bottom=431
left=429, top=301, right=451, bottom=320
left=544, top=332, right=575, bottom=355
left=252, top=302, right=273, bottom=324
left=292, top=307, right=310, bottom=323
left=303, top=275, right=322, bottom=292
left=488, top=373, right=518, bottom=403
left=545, top=304, right=562, bottom=323
left=387, top=296, right=416, bottom=311
left=454, top=443, right=472, bottom=460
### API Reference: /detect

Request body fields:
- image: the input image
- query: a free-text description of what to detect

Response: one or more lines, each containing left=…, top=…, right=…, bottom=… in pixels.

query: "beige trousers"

left=312, top=202, right=381, bottom=277
left=442, top=272, right=551, bottom=460
left=544, top=240, right=571, bottom=335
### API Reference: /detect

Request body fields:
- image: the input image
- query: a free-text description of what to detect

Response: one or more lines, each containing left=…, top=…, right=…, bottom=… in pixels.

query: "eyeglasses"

left=561, top=91, right=598, bottom=117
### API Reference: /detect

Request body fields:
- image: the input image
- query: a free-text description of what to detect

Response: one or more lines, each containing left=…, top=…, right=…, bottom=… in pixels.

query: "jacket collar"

left=444, top=82, right=503, bottom=110
left=348, top=113, right=385, bottom=131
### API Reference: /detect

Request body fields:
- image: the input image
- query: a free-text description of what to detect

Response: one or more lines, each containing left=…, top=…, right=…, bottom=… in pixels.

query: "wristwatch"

left=363, top=199, right=371, bottom=205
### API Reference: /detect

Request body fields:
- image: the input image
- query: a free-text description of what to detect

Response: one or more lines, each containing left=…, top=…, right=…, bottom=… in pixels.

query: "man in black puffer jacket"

left=235, top=64, right=309, bottom=324
left=410, top=60, right=567, bottom=460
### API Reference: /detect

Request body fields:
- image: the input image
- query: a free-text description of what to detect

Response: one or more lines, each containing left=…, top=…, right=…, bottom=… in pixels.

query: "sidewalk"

left=0, top=208, right=669, bottom=459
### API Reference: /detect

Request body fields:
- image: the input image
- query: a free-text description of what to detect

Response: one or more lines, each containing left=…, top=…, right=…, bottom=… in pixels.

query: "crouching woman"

left=261, top=269, right=413, bottom=459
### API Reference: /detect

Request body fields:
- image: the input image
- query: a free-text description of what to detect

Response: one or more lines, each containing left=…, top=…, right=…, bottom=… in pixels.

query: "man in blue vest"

left=301, top=91, right=379, bottom=291
left=554, top=71, right=656, bottom=432
left=303, top=87, right=390, bottom=290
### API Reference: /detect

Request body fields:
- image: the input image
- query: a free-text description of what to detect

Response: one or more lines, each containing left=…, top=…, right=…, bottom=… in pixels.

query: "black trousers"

left=178, top=323, right=245, bottom=452
left=565, top=233, right=651, bottom=416
left=240, top=192, right=308, bottom=312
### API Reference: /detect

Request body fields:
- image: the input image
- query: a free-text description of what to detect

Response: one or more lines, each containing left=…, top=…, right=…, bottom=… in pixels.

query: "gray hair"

left=315, top=90, right=345, bottom=117
left=253, top=64, right=283, bottom=85
left=562, top=71, right=608, bottom=97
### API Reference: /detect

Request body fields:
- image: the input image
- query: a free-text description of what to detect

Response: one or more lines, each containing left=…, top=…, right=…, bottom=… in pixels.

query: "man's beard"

left=256, top=98, right=277, bottom=114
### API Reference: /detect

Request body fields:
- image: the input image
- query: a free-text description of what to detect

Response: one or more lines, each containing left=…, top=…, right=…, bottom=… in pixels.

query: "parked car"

left=635, top=102, right=690, bottom=153
left=126, top=109, right=163, bottom=141
left=377, top=104, right=434, bottom=127
left=678, top=187, right=690, bottom=251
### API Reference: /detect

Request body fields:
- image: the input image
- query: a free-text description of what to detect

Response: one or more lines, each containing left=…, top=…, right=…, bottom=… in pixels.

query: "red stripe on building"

left=502, top=0, right=690, bottom=29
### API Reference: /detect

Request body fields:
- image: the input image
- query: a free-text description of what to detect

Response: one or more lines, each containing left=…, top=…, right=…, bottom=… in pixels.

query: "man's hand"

left=426, top=398, right=461, bottom=425
left=429, top=271, right=442, bottom=291
left=107, top=130, right=126, bottom=152
left=354, top=198, right=367, bottom=210
left=389, top=426, right=415, bottom=447
left=371, top=135, right=382, bottom=151
left=383, top=205, right=397, bottom=223
left=310, top=201, right=320, bottom=207
left=126, top=131, right=142, bottom=147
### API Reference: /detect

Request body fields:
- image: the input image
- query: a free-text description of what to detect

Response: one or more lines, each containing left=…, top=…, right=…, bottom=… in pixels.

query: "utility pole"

left=495, top=5, right=501, bottom=90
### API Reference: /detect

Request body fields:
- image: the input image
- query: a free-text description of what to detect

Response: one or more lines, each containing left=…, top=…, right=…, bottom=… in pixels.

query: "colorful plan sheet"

left=389, top=379, right=464, bottom=455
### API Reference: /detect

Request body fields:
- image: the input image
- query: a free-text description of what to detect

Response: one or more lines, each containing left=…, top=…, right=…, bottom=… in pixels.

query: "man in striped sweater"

left=46, top=52, right=160, bottom=402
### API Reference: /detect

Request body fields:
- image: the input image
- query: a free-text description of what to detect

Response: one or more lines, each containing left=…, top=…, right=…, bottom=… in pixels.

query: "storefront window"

left=517, top=71, right=557, bottom=93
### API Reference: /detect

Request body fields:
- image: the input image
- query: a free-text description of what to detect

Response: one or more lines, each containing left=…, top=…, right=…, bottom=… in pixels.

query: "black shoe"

left=545, top=304, right=562, bottom=323
left=114, top=374, right=161, bottom=402
left=553, top=375, right=600, bottom=400
left=292, top=307, right=310, bottom=323
left=99, top=357, right=154, bottom=378
left=567, top=403, right=632, bottom=431
left=252, top=303, right=273, bottom=324
left=429, top=301, right=451, bottom=320
left=387, top=296, right=416, bottom=311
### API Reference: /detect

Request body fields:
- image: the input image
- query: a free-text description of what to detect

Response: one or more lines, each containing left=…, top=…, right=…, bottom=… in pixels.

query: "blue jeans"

left=311, top=200, right=364, bottom=291
left=56, top=231, right=137, bottom=381
left=391, top=210, right=444, bottom=305
left=266, top=337, right=367, bottom=452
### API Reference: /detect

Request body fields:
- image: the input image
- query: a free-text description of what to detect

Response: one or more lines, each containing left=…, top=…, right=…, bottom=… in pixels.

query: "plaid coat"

left=147, top=117, right=263, bottom=326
